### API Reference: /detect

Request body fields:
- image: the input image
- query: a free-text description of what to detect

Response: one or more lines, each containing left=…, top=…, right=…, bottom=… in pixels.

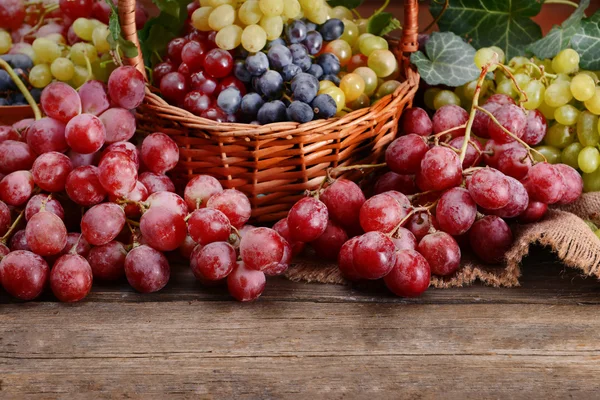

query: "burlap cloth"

left=284, top=192, right=600, bottom=288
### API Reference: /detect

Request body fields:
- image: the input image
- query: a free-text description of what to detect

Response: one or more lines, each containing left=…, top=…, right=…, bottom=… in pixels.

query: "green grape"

left=91, top=53, right=115, bottom=82
left=561, top=142, right=584, bottom=169
left=321, top=87, right=345, bottom=113
left=353, top=67, right=377, bottom=96
left=46, top=33, right=66, bottom=45
left=584, top=88, right=600, bottom=115
left=347, top=93, right=370, bottom=110
left=71, top=65, right=93, bottom=87
left=324, top=39, right=351, bottom=67
left=453, top=84, right=468, bottom=105
left=208, top=4, right=235, bottom=31
left=259, top=0, right=283, bottom=17
left=578, top=146, right=600, bottom=173
left=424, top=87, right=441, bottom=110
left=340, top=19, right=359, bottom=46
left=513, top=73, right=531, bottom=89
left=570, top=73, right=596, bottom=101
left=29, top=64, right=52, bottom=88
left=92, top=25, right=110, bottom=53
left=538, top=101, right=557, bottom=120
left=375, top=80, right=401, bottom=99
left=554, top=73, right=572, bottom=83
left=554, top=105, right=580, bottom=126
left=200, top=0, right=211, bottom=5
left=535, top=58, right=554, bottom=74
left=0, top=30, right=11, bottom=55
left=579, top=70, right=599, bottom=83
left=299, top=0, right=321, bottom=9
left=509, top=56, right=529, bottom=69
left=318, top=80, right=335, bottom=93
left=330, top=5, right=352, bottom=19
left=304, top=5, right=327, bottom=24
left=260, top=15, right=283, bottom=40
left=367, top=49, right=397, bottom=78
left=552, top=48, right=580, bottom=74
left=583, top=168, right=600, bottom=192
left=576, top=111, right=600, bottom=146
left=544, top=81, right=573, bottom=108
left=359, top=36, right=388, bottom=57
left=241, top=24, right=266, bottom=52
left=522, top=80, right=545, bottom=110
left=355, top=33, right=374, bottom=53
left=474, top=48, right=498, bottom=71
left=433, top=89, right=461, bottom=109
left=282, top=0, right=301, bottom=19
left=496, top=79, right=519, bottom=99
left=13, top=43, right=37, bottom=64
left=32, top=37, right=61, bottom=64
left=461, top=79, right=491, bottom=101
left=210, top=0, right=235, bottom=5
left=216, top=24, right=242, bottom=50
left=73, top=18, right=95, bottom=41
left=70, top=43, right=98, bottom=66
left=533, top=146, right=562, bottom=164
left=193, top=7, right=214, bottom=30
left=50, top=57, right=75, bottom=81
left=544, top=123, right=575, bottom=149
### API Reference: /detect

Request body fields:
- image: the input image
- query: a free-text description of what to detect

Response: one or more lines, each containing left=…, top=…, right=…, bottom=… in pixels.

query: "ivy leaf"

left=527, top=0, right=590, bottom=59
left=326, top=0, right=363, bottom=9
left=152, top=0, right=180, bottom=18
left=410, top=31, right=481, bottom=87
left=430, top=0, right=543, bottom=59
left=367, top=12, right=401, bottom=36
left=571, top=11, right=600, bottom=70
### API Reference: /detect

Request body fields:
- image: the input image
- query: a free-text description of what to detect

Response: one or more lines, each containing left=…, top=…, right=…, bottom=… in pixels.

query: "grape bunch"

left=275, top=95, right=583, bottom=297
left=425, top=46, right=600, bottom=193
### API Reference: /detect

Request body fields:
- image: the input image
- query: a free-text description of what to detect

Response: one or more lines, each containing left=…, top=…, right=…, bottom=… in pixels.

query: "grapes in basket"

left=151, top=0, right=401, bottom=124
left=0, top=0, right=149, bottom=105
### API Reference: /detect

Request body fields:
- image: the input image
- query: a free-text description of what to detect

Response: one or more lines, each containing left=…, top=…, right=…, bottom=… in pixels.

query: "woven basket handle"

left=118, top=0, right=420, bottom=77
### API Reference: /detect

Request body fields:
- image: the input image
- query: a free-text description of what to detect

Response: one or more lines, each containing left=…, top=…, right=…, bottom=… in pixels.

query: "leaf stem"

left=421, top=0, right=449, bottom=33
left=0, top=59, right=42, bottom=120
left=544, top=0, right=579, bottom=8
left=374, top=0, right=390, bottom=15
left=0, top=210, right=25, bottom=245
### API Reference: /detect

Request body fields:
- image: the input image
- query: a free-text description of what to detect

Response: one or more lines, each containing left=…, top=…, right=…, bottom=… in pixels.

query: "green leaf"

left=367, top=12, right=401, bottom=36
left=152, top=0, right=180, bottom=18
left=326, top=0, right=363, bottom=9
left=106, top=0, right=138, bottom=58
left=527, top=0, right=590, bottom=59
left=410, top=31, right=481, bottom=87
left=571, top=11, right=600, bottom=70
left=430, top=0, right=543, bottom=59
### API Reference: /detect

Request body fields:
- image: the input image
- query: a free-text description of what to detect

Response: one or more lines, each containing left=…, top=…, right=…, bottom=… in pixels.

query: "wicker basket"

left=118, top=0, right=420, bottom=222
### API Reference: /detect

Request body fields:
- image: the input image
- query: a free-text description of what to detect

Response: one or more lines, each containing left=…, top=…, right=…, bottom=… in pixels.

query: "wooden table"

left=1, top=247, right=599, bottom=399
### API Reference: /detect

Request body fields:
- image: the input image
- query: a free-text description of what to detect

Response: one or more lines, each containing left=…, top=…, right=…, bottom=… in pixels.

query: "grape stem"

left=474, top=105, right=547, bottom=163
left=495, top=63, right=529, bottom=106
left=0, top=59, right=42, bottom=120
left=75, top=55, right=94, bottom=91
left=544, top=0, right=579, bottom=8
left=230, top=225, right=242, bottom=240
left=421, top=0, right=449, bottom=33
left=374, top=0, right=390, bottom=15
left=23, top=3, right=59, bottom=38
left=0, top=210, right=25, bottom=245
left=462, top=166, right=484, bottom=175
left=69, top=234, right=83, bottom=255
left=390, top=202, right=437, bottom=238
left=126, top=219, right=140, bottom=227
left=432, top=124, right=467, bottom=140
left=407, top=190, right=438, bottom=201
left=329, top=163, right=387, bottom=176
left=524, top=62, right=557, bottom=82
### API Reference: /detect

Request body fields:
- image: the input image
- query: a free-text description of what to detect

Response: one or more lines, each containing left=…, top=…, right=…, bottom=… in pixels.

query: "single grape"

left=552, top=49, right=579, bottom=74
left=26, top=118, right=68, bottom=155
left=576, top=111, right=599, bottom=147
left=101, top=141, right=140, bottom=168
left=570, top=73, right=596, bottom=101
left=184, top=175, right=223, bottom=210
left=359, top=192, right=409, bottom=234
left=495, top=146, right=531, bottom=180
left=303, top=30, right=323, bottom=55
left=81, top=203, right=126, bottom=246
left=418, top=232, right=461, bottom=276
left=401, top=107, right=432, bottom=136
left=374, top=172, right=417, bottom=196
left=384, top=250, right=430, bottom=297
left=521, top=109, right=547, bottom=146
left=432, top=105, right=468, bottom=138
left=391, top=227, right=417, bottom=252
left=139, top=172, right=175, bottom=194
left=417, top=147, right=462, bottom=191
left=160, top=72, right=188, bottom=105
left=49, top=254, right=93, bottom=302
left=386, top=134, right=430, bottom=175
left=469, top=216, right=513, bottom=264
left=525, top=162, right=566, bottom=204
left=140, top=132, right=179, bottom=175
left=311, top=94, right=337, bottom=119
left=125, top=245, right=170, bottom=293
left=31, top=151, right=72, bottom=192
left=522, top=80, right=545, bottom=110
left=517, top=201, right=548, bottom=223
left=77, top=80, right=110, bottom=116
left=311, top=221, right=348, bottom=260
left=487, top=104, right=526, bottom=143
left=26, top=210, right=67, bottom=256
left=435, top=187, right=476, bottom=236
left=40, top=82, right=82, bottom=123
left=187, top=208, right=230, bottom=245
left=0, top=170, right=34, bottom=206
left=486, top=176, right=529, bottom=218
left=87, top=241, right=127, bottom=281
left=140, top=206, right=187, bottom=252
left=206, top=189, right=251, bottom=228
left=191, top=241, right=236, bottom=281
left=257, top=70, right=284, bottom=99
left=286, top=197, right=328, bottom=242
left=239, top=227, right=287, bottom=271
left=561, top=142, right=584, bottom=169
left=65, top=114, right=106, bottom=154
left=578, top=146, right=600, bottom=173
left=241, top=24, right=267, bottom=53
left=320, top=179, right=365, bottom=232
left=203, top=48, right=233, bottom=78
left=0, top=140, right=35, bottom=174
left=544, top=81, right=573, bottom=108
left=0, top=250, right=48, bottom=300
left=227, top=261, right=266, bottom=302
left=352, top=231, right=396, bottom=280
left=468, top=168, right=510, bottom=209
left=99, top=108, right=136, bottom=143
left=98, top=151, right=137, bottom=197
left=108, top=66, right=145, bottom=110
left=65, top=166, right=106, bottom=206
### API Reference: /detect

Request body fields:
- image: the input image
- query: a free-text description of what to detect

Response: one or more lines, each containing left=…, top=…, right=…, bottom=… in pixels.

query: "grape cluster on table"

left=153, top=1, right=401, bottom=124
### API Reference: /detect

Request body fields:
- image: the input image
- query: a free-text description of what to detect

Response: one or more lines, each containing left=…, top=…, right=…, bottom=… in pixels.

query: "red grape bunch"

left=277, top=93, right=583, bottom=298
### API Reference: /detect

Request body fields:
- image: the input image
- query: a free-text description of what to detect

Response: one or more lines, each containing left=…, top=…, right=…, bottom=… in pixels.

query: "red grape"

left=555, top=164, right=583, bottom=205
left=98, top=151, right=138, bottom=197
left=81, top=203, right=126, bottom=246
left=50, top=254, right=93, bottom=302
left=146, top=191, right=188, bottom=218
left=31, top=151, right=73, bottom=192
left=203, top=48, right=233, bottom=78
left=320, top=179, right=365, bottom=232
left=206, top=189, right=252, bottom=229
left=311, top=220, right=348, bottom=260
left=181, top=40, right=210, bottom=71
left=124, top=245, right=170, bottom=293
left=140, top=172, right=176, bottom=194
left=0, top=0, right=26, bottom=30
left=517, top=201, right=548, bottom=223
left=468, top=168, right=510, bottom=209
left=417, top=146, right=462, bottom=191
left=524, top=162, right=565, bottom=204
left=432, top=105, right=468, bottom=138
left=482, top=139, right=522, bottom=168
left=101, top=141, right=140, bottom=168
left=0, top=243, right=8, bottom=257
left=485, top=176, right=529, bottom=218
left=384, top=250, right=430, bottom=297
left=26, top=118, right=68, bottom=154
left=141, top=132, right=179, bottom=175
left=190, top=70, right=219, bottom=95
left=469, top=215, right=513, bottom=263
left=26, top=210, right=67, bottom=256
left=87, top=241, right=127, bottom=281
left=68, top=150, right=97, bottom=168
left=263, top=239, right=291, bottom=276
left=160, top=72, right=188, bottom=105
left=0, top=170, right=34, bottom=206
left=0, top=125, right=20, bottom=143
left=374, top=172, right=417, bottom=196
left=60, top=233, right=91, bottom=258
left=487, top=104, right=526, bottom=143
left=0, top=140, right=35, bottom=174
left=183, top=91, right=213, bottom=115
left=40, top=82, right=82, bottom=123
left=0, top=200, right=9, bottom=236
left=521, top=109, right=547, bottom=146
left=11, top=119, right=33, bottom=138
left=286, top=197, right=328, bottom=242
left=153, top=62, right=176, bottom=87
left=59, top=0, right=93, bottom=19
left=385, top=134, right=429, bottom=174
left=418, top=232, right=461, bottom=276
left=200, top=107, right=227, bottom=122
left=9, top=230, right=29, bottom=251
left=215, top=76, right=247, bottom=97
left=495, top=146, right=531, bottom=180
left=191, top=241, right=236, bottom=281
left=226, top=261, right=266, bottom=302
left=108, top=180, right=148, bottom=218
left=167, top=37, right=188, bottom=65
left=184, top=174, right=223, bottom=210
left=0, top=250, right=48, bottom=300
left=65, top=166, right=106, bottom=206
left=406, top=211, right=435, bottom=242
left=448, top=136, right=483, bottom=169
left=79, top=80, right=110, bottom=116
left=140, top=206, right=187, bottom=252
left=65, top=114, right=106, bottom=154
left=240, top=227, right=286, bottom=271
left=337, top=236, right=361, bottom=281
left=25, top=194, right=64, bottom=221
left=272, top=217, right=305, bottom=256
left=187, top=208, right=231, bottom=245
left=471, top=102, right=500, bottom=138
left=435, top=187, right=477, bottom=236
left=108, top=66, right=146, bottom=110
left=486, top=94, right=516, bottom=106
left=99, top=108, right=136, bottom=143
left=352, top=231, right=396, bottom=280
left=401, top=107, right=432, bottom=136
left=359, top=192, right=409, bottom=234
left=391, top=227, right=417, bottom=251
left=179, top=235, right=198, bottom=259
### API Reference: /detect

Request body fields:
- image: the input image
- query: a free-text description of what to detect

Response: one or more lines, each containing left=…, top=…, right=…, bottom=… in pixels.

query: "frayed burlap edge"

left=284, top=193, right=600, bottom=288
